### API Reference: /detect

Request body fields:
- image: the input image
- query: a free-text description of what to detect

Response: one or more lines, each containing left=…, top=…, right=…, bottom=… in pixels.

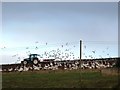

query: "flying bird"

left=26, top=47, right=29, bottom=49
left=84, top=45, right=86, bottom=49
left=106, top=47, right=109, bottom=50
left=12, top=55, right=16, bottom=57
left=35, top=46, right=38, bottom=50
left=12, top=54, right=18, bottom=57
left=66, top=43, right=68, bottom=46
left=18, top=57, right=20, bottom=59
left=65, top=49, right=69, bottom=51
left=1, top=46, right=6, bottom=50
left=92, top=51, right=95, bottom=54
left=35, top=41, right=39, bottom=43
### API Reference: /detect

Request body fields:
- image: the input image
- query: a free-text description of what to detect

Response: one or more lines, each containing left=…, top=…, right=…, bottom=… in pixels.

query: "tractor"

left=21, top=54, right=41, bottom=65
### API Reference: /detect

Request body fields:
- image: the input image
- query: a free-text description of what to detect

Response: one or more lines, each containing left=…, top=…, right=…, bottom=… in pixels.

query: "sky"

left=0, top=2, right=118, bottom=64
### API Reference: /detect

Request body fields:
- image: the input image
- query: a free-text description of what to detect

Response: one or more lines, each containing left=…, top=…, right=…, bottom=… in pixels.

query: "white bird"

left=18, top=67, right=23, bottom=72
left=23, top=66, right=29, bottom=71
left=33, top=65, right=40, bottom=70
left=8, top=68, right=13, bottom=72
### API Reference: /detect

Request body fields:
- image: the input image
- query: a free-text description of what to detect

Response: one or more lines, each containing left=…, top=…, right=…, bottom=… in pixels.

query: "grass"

left=2, top=69, right=119, bottom=88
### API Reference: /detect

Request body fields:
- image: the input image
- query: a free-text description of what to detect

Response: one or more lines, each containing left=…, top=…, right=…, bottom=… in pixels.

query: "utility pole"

left=80, top=40, right=82, bottom=60
left=79, top=40, right=82, bottom=87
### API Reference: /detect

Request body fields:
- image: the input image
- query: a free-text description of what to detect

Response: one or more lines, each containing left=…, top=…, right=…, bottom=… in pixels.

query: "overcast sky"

left=1, top=2, right=118, bottom=64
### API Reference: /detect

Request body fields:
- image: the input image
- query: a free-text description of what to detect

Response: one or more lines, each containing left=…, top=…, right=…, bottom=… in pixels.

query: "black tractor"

left=21, top=54, right=40, bottom=65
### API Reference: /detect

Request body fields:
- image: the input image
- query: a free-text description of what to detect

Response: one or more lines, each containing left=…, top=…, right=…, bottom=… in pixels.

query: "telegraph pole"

left=79, top=40, right=82, bottom=87
left=80, top=40, right=82, bottom=60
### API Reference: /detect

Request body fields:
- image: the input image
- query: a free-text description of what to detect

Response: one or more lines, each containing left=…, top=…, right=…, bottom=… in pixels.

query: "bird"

left=92, top=51, right=95, bottom=54
left=26, top=47, right=29, bottom=49
left=89, top=55, right=91, bottom=57
left=84, top=45, right=86, bottom=49
left=65, top=49, right=69, bottom=51
left=18, top=57, right=20, bottom=59
left=35, top=46, right=38, bottom=50
left=1, top=46, right=6, bottom=49
left=35, top=41, right=39, bottom=43
left=12, top=54, right=18, bottom=57
left=83, top=53, right=85, bottom=55
left=66, top=43, right=68, bottom=46
left=12, top=55, right=16, bottom=57
left=106, top=47, right=109, bottom=50
left=99, top=55, right=102, bottom=58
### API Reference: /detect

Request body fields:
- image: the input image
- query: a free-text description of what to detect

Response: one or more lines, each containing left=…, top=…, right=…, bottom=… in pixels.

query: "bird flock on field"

left=1, top=41, right=117, bottom=72
left=1, top=59, right=116, bottom=72
left=1, top=41, right=112, bottom=64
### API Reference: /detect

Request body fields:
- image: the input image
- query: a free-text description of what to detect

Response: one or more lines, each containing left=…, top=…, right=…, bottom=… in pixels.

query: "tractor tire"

left=33, top=59, right=38, bottom=65
left=23, top=60, right=28, bottom=65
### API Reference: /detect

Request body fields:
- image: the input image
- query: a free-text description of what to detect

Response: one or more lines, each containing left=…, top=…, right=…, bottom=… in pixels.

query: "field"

left=2, top=68, right=120, bottom=89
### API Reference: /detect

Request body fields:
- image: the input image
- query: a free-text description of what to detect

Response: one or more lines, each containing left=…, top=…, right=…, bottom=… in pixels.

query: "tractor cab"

left=29, top=54, right=40, bottom=60
left=22, top=54, right=41, bottom=65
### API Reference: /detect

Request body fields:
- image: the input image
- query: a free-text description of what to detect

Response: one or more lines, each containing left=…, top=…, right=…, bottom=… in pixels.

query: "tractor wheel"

left=23, top=60, right=27, bottom=65
left=33, top=59, right=38, bottom=64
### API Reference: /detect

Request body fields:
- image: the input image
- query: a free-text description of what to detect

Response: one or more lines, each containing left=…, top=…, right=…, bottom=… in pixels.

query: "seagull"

left=66, top=43, right=68, bottom=46
left=84, top=45, right=86, bottom=49
left=99, top=55, right=102, bottom=58
left=18, top=57, right=20, bottom=59
left=35, top=41, right=39, bottom=43
left=35, top=46, right=38, bottom=50
left=106, top=47, right=109, bottom=50
left=26, top=47, right=29, bottom=49
left=92, top=51, right=95, bottom=53
left=26, top=51, right=31, bottom=54
left=89, top=55, right=91, bottom=57
left=17, top=59, right=20, bottom=61
left=12, top=54, right=18, bottom=57
left=65, top=49, right=69, bottom=51
left=12, top=55, right=16, bottom=57
left=1, top=46, right=6, bottom=49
